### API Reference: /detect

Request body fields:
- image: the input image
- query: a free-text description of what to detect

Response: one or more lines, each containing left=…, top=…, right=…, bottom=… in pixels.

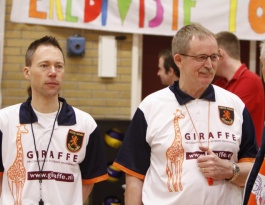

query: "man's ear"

left=218, top=48, right=225, bottom=59
left=168, top=67, right=174, bottom=74
left=173, top=54, right=182, bottom=67
left=23, top=67, right=30, bottom=79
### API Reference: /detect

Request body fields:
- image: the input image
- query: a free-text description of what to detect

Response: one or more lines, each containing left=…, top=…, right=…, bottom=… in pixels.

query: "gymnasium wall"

left=2, top=0, right=133, bottom=120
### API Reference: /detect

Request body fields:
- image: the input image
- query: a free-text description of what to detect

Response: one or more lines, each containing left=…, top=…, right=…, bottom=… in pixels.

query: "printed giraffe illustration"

left=7, top=124, right=29, bottom=205
left=166, top=109, right=185, bottom=192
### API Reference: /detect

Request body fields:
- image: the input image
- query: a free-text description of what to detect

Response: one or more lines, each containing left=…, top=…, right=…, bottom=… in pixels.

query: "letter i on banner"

left=139, top=0, right=144, bottom=27
left=229, top=0, right=237, bottom=32
left=172, top=0, right=178, bottom=30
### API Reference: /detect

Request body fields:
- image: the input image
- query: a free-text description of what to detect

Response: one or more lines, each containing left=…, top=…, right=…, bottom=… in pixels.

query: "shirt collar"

left=232, top=64, right=248, bottom=80
left=169, top=81, right=216, bottom=105
left=19, top=97, right=76, bottom=125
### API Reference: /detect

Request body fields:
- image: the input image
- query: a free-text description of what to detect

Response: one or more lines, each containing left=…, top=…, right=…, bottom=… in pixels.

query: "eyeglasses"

left=180, top=53, right=221, bottom=62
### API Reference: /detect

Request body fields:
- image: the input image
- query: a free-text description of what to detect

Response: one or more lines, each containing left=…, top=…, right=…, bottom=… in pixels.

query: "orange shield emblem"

left=218, top=106, right=234, bottom=125
left=66, top=129, right=84, bottom=152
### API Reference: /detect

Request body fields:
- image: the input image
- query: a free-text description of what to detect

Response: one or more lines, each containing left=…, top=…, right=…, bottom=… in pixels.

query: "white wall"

left=130, top=34, right=143, bottom=118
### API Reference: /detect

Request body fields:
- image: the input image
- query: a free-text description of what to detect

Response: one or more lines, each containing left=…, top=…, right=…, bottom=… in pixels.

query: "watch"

left=228, top=162, right=240, bottom=182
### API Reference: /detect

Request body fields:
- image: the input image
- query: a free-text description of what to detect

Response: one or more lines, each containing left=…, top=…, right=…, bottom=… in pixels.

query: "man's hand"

left=197, top=145, right=233, bottom=181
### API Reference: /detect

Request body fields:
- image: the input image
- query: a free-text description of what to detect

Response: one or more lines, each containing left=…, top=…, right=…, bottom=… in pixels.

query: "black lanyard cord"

left=29, top=101, right=61, bottom=204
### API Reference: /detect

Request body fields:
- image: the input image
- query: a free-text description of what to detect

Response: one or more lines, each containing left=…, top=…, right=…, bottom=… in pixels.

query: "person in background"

left=213, top=31, right=265, bottom=147
left=243, top=40, right=265, bottom=205
left=113, top=23, right=257, bottom=205
left=0, top=36, right=108, bottom=205
left=157, top=49, right=180, bottom=86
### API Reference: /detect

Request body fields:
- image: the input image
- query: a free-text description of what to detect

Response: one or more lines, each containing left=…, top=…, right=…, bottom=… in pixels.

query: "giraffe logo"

left=166, top=109, right=185, bottom=192
left=7, top=124, right=28, bottom=205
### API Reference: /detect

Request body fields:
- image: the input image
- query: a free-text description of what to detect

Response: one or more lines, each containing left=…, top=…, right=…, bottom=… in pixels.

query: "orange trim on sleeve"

left=82, top=173, right=109, bottom=184
left=0, top=172, right=3, bottom=177
left=113, top=162, right=145, bottom=180
left=239, top=158, right=255, bottom=163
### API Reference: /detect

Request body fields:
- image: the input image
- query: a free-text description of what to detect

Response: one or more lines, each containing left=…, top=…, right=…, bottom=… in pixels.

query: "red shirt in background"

left=214, top=64, right=265, bottom=147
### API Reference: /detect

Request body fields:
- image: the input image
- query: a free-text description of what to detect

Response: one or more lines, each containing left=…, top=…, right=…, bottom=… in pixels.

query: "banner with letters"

left=10, top=0, right=265, bottom=40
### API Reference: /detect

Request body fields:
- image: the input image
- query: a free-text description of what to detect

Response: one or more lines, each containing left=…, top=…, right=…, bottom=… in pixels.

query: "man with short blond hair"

left=214, top=31, right=265, bottom=146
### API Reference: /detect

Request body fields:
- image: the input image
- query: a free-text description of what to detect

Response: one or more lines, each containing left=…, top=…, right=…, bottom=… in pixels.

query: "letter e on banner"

left=29, top=0, right=47, bottom=19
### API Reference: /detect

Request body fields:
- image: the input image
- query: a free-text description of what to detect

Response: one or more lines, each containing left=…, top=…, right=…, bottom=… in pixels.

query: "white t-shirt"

left=0, top=97, right=108, bottom=205
left=114, top=83, right=257, bottom=205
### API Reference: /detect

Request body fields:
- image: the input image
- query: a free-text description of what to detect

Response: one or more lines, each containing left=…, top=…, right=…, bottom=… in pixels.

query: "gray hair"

left=172, top=23, right=216, bottom=55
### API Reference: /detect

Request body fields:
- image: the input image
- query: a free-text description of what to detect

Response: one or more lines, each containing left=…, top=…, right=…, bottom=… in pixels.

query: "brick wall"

left=2, top=0, right=133, bottom=120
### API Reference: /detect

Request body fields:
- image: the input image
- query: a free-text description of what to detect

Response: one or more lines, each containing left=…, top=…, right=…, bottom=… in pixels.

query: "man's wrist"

left=226, top=162, right=240, bottom=182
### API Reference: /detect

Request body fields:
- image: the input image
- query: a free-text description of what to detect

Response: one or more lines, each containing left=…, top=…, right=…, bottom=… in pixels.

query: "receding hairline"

left=25, top=36, right=64, bottom=66
left=171, top=23, right=216, bottom=55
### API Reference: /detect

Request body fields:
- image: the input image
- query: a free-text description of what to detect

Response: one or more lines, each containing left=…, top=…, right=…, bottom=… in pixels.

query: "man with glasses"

left=213, top=31, right=265, bottom=147
left=113, top=23, right=257, bottom=205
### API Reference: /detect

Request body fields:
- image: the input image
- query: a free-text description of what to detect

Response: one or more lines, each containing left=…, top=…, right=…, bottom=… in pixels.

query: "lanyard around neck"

left=30, top=102, right=61, bottom=205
